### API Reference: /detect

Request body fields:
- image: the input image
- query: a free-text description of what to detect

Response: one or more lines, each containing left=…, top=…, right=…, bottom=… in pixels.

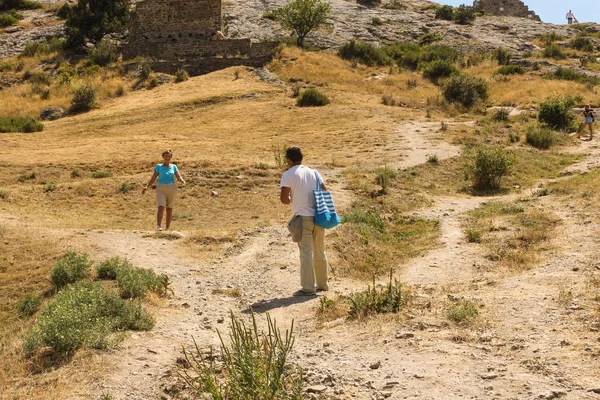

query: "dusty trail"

left=4, top=124, right=600, bottom=399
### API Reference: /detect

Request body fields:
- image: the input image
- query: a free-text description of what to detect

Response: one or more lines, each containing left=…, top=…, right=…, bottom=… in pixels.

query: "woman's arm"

left=142, top=172, right=159, bottom=193
left=175, top=170, right=186, bottom=185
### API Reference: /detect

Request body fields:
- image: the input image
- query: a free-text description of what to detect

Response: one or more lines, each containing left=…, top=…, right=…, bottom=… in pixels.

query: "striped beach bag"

left=313, top=170, right=341, bottom=229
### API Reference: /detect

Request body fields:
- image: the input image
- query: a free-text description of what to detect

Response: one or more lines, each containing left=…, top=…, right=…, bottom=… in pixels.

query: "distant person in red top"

left=566, top=10, right=575, bottom=24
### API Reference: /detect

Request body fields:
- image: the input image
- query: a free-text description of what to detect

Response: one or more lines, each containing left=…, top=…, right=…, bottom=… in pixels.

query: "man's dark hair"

left=286, top=146, right=303, bottom=163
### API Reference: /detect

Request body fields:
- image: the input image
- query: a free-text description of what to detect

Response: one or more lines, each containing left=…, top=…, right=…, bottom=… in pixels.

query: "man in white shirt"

left=280, top=146, right=329, bottom=296
left=566, top=10, right=574, bottom=24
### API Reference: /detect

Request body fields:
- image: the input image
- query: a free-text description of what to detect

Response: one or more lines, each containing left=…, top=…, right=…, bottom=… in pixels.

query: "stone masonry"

left=123, top=0, right=277, bottom=76
left=477, top=0, right=541, bottom=21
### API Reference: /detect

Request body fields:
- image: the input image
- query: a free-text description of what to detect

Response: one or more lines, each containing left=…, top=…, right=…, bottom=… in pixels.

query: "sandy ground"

left=5, top=124, right=600, bottom=400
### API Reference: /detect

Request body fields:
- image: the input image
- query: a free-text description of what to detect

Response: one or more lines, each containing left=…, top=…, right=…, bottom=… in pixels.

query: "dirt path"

left=5, top=124, right=600, bottom=399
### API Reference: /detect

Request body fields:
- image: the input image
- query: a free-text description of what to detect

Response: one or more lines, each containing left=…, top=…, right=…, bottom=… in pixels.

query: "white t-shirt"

left=280, top=165, right=324, bottom=217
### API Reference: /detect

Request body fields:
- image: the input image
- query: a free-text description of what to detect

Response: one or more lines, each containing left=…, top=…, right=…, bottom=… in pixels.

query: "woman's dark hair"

left=285, top=146, right=303, bottom=163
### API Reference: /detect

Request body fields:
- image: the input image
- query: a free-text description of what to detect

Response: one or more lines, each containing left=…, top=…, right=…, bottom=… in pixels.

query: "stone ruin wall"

left=479, top=0, right=540, bottom=21
left=124, top=0, right=276, bottom=76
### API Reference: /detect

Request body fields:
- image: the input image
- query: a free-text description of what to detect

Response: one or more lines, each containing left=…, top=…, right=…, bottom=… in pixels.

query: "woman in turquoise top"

left=142, top=149, right=186, bottom=231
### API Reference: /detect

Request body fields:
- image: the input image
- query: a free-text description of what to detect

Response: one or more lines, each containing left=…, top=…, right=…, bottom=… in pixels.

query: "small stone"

left=211, top=191, right=219, bottom=196
left=217, top=317, right=225, bottom=323
left=480, top=373, right=498, bottom=380
left=395, top=332, right=415, bottom=339
left=589, top=388, right=600, bottom=394
left=369, top=361, right=381, bottom=370
left=306, top=385, right=327, bottom=393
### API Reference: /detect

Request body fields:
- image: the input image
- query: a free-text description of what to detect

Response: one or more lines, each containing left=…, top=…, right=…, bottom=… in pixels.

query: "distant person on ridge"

left=211, top=30, right=227, bottom=40
left=279, top=146, right=329, bottom=296
left=566, top=10, right=575, bottom=24
left=142, top=149, right=186, bottom=231
left=577, top=104, right=594, bottom=141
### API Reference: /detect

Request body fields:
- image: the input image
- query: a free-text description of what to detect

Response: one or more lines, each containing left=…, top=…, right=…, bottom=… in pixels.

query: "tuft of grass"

left=465, top=226, right=482, bottom=243
left=51, top=251, right=93, bottom=290
left=116, top=265, right=172, bottom=299
left=447, top=299, right=479, bottom=324
left=212, top=288, right=242, bottom=297
left=24, top=281, right=154, bottom=356
left=316, top=295, right=348, bottom=322
left=91, top=171, right=112, bottom=179
left=427, top=154, right=439, bottom=164
left=0, top=116, right=43, bottom=133
left=71, top=169, right=81, bottom=178
left=180, top=311, right=303, bottom=400
left=348, top=273, right=410, bottom=319
left=44, top=182, right=56, bottom=192
left=525, top=125, right=557, bottom=150
left=175, top=68, right=189, bottom=83
left=496, top=65, right=524, bottom=75
left=296, top=88, right=330, bottom=107
left=119, top=182, right=132, bottom=193
left=17, top=294, right=42, bottom=318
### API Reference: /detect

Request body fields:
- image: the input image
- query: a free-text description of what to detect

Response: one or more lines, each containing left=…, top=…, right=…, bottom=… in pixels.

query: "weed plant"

left=493, top=48, right=511, bottom=65
left=543, top=44, right=567, bottom=60
left=0, top=189, right=7, bottom=199
left=447, top=299, right=478, bottom=324
left=0, top=116, right=43, bottom=133
left=180, top=311, right=303, bottom=400
left=420, top=45, right=460, bottom=64
left=464, top=147, right=515, bottom=191
left=17, top=294, right=42, bottom=318
left=175, top=68, right=189, bottom=82
left=296, top=88, right=329, bottom=107
left=271, top=143, right=288, bottom=170
left=525, top=125, right=557, bottom=149
left=374, top=166, right=397, bottom=194
left=51, top=250, right=93, bottom=290
left=44, top=182, right=56, bottom=192
left=569, top=36, right=594, bottom=52
left=427, top=154, right=439, bottom=164
left=348, top=272, right=410, bottom=319
left=24, top=281, right=154, bottom=355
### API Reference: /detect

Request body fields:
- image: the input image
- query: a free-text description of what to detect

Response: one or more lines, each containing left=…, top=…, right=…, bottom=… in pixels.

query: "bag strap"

left=314, top=169, right=322, bottom=190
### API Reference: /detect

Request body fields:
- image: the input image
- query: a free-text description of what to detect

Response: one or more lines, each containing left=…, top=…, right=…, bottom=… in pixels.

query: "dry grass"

left=462, top=200, right=559, bottom=270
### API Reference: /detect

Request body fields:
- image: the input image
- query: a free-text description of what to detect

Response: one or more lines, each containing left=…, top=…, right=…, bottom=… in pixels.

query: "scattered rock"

left=369, top=361, right=381, bottom=370
left=395, top=331, right=415, bottom=339
left=480, top=373, right=498, bottom=380
left=306, top=385, right=327, bottom=394
left=39, top=106, right=65, bottom=121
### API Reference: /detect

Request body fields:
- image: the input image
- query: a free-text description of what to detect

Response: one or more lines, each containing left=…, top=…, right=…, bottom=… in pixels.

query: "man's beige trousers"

left=298, top=216, right=328, bottom=292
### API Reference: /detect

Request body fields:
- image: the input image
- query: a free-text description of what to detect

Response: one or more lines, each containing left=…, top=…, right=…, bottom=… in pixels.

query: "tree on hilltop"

left=63, top=0, right=131, bottom=48
left=276, top=0, right=332, bottom=47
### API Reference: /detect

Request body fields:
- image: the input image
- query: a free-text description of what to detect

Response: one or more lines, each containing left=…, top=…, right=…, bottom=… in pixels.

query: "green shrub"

left=465, top=147, right=515, bottom=191
left=0, top=116, right=43, bottom=133
left=492, top=107, right=510, bottom=122
left=418, top=32, right=442, bottom=46
left=0, top=10, right=22, bottom=27
left=442, top=74, right=488, bottom=108
left=57, top=2, right=71, bottom=19
left=342, top=207, right=385, bottom=231
left=44, top=182, right=56, bottom=192
left=20, top=38, right=64, bottom=57
left=97, top=257, right=132, bottom=280
left=296, top=88, right=330, bottom=107
left=175, top=68, right=189, bottom=82
left=543, top=44, right=567, bottom=60
left=538, top=95, right=578, bottom=130
left=0, top=189, right=7, bottom=199
left=427, top=154, right=439, bottom=164
left=374, top=166, right=397, bottom=194
left=420, top=45, right=460, bottom=64
left=348, top=275, right=410, bottom=319
left=371, top=17, right=383, bottom=25
left=549, top=67, right=600, bottom=85
left=87, top=39, right=119, bottom=66
left=23, top=70, right=52, bottom=85
left=421, top=60, right=458, bottom=84
left=540, top=32, right=564, bottom=45
left=569, top=36, right=594, bottom=52
left=17, top=172, right=36, bottom=182
left=435, top=5, right=454, bottom=20
left=448, top=299, right=479, bottom=324
left=117, top=266, right=170, bottom=299
left=526, top=125, right=557, bottom=149
left=24, top=281, right=154, bottom=355
left=71, top=169, right=81, bottom=178
left=70, top=84, right=97, bottom=112
left=454, top=4, right=476, bottom=25
left=383, top=42, right=422, bottom=70
left=496, top=65, right=524, bottom=75
left=492, top=47, right=511, bottom=65
left=465, top=227, right=482, bottom=243
left=51, top=251, right=93, bottom=290
left=17, top=294, right=42, bottom=318
left=338, top=40, right=392, bottom=66
left=91, top=171, right=112, bottom=179
left=180, top=311, right=303, bottom=400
